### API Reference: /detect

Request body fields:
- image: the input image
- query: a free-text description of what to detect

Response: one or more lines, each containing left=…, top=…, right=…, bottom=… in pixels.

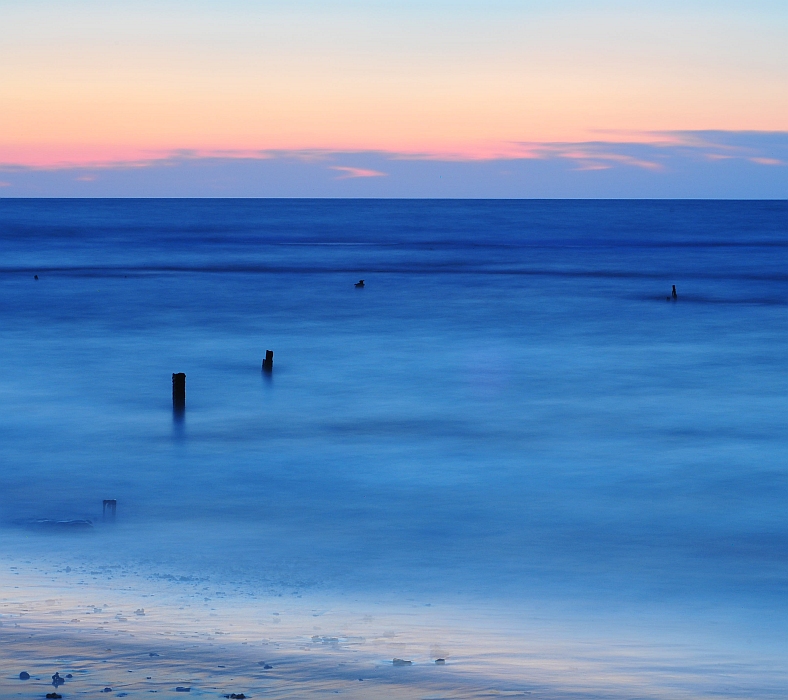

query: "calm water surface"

left=0, top=199, right=786, bottom=684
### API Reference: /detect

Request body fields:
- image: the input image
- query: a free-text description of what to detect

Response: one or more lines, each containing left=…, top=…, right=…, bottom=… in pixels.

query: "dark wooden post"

left=262, top=350, right=274, bottom=373
left=103, top=499, right=117, bottom=520
left=172, top=372, right=186, bottom=411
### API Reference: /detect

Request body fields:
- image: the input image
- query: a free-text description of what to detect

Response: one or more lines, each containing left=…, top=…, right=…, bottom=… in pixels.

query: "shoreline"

left=3, top=560, right=786, bottom=700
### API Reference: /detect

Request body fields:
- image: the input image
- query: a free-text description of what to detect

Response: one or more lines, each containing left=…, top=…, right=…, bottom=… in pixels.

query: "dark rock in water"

left=102, top=687, right=112, bottom=692
left=19, top=672, right=30, bottom=680
left=149, top=652, right=159, bottom=657
left=34, top=275, right=39, bottom=280
left=46, top=694, right=62, bottom=699
left=224, top=694, right=247, bottom=699
left=355, top=279, right=365, bottom=288
left=52, top=672, right=64, bottom=686
left=435, top=658, right=446, bottom=665
left=175, top=687, right=191, bottom=692
left=65, top=674, right=72, bottom=679
left=263, top=665, right=272, bottom=670
left=392, top=658, right=412, bottom=666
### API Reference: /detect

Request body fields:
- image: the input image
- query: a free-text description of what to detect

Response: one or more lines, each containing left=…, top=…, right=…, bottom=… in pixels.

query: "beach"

left=4, top=550, right=786, bottom=700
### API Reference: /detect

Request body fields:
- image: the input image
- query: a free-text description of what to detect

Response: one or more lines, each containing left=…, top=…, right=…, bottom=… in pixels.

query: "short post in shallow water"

left=262, top=350, right=274, bottom=373
left=672, top=285, right=678, bottom=300
left=172, top=372, right=186, bottom=414
left=103, top=499, right=116, bottom=521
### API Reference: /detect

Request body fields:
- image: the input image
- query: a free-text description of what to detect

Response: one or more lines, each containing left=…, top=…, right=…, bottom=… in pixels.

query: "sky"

left=1, top=0, right=786, bottom=196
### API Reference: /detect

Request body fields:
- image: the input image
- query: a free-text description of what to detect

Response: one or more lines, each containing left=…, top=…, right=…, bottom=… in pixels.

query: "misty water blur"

left=0, top=200, right=786, bottom=667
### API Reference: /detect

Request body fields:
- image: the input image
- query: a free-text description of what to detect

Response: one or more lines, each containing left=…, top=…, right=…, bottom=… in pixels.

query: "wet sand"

left=2, top=556, right=785, bottom=700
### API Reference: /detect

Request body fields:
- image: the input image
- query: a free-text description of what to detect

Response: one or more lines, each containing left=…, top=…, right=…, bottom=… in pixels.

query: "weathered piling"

left=103, top=499, right=117, bottom=520
left=262, top=350, right=274, bottom=373
left=172, top=372, right=186, bottom=411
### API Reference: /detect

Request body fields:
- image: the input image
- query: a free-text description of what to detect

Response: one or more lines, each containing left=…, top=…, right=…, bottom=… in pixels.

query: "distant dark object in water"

left=172, top=372, right=186, bottom=413
left=19, top=672, right=30, bottom=680
left=102, top=687, right=112, bottom=692
left=355, top=279, right=365, bottom=288
left=667, top=284, right=678, bottom=301
left=262, top=350, right=274, bottom=373
left=149, top=652, right=159, bottom=657
left=65, top=675, right=72, bottom=679
left=175, top=687, right=191, bottom=692
left=435, top=658, right=446, bottom=664
left=103, top=499, right=117, bottom=520
left=224, top=694, right=247, bottom=699
left=46, top=694, right=62, bottom=699
left=263, top=665, right=272, bottom=670
left=52, top=672, right=64, bottom=687
left=392, top=658, right=412, bottom=666
left=34, top=275, right=39, bottom=280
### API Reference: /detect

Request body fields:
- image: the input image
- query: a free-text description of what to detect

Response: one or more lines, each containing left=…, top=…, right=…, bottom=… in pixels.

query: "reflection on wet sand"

left=2, top=563, right=784, bottom=700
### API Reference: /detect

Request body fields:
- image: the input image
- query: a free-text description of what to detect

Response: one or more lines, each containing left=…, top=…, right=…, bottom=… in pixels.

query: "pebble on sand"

left=392, top=658, right=412, bottom=666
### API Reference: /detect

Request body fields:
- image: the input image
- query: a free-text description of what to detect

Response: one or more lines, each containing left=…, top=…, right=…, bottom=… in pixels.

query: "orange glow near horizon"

left=1, top=1, right=786, bottom=168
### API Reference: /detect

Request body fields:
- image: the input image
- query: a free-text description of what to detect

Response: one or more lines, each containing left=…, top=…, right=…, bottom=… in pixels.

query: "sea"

left=0, top=199, right=786, bottom=698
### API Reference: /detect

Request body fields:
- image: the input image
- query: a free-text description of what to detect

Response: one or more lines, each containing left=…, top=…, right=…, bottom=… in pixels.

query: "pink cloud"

left=525, top=146, right=662, bottom=171
left=330, top=166, right=387, bottom=179
left=750, top=157, right=783, bottom=166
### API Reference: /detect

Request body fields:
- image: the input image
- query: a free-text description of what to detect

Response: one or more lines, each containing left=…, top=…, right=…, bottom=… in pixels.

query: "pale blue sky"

left=1, top=1, right=786, bottom=195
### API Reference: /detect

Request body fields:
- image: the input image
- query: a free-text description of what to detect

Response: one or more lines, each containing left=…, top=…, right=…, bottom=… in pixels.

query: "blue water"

left=1, top=199, right=786, bottom=669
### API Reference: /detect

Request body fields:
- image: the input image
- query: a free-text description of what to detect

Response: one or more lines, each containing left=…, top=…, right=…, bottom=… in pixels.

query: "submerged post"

left=262, top=350, right=274, bottom=373
left=103, top=499, right=117, bottom=520
left=172, top=372, right=186, bottom=412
